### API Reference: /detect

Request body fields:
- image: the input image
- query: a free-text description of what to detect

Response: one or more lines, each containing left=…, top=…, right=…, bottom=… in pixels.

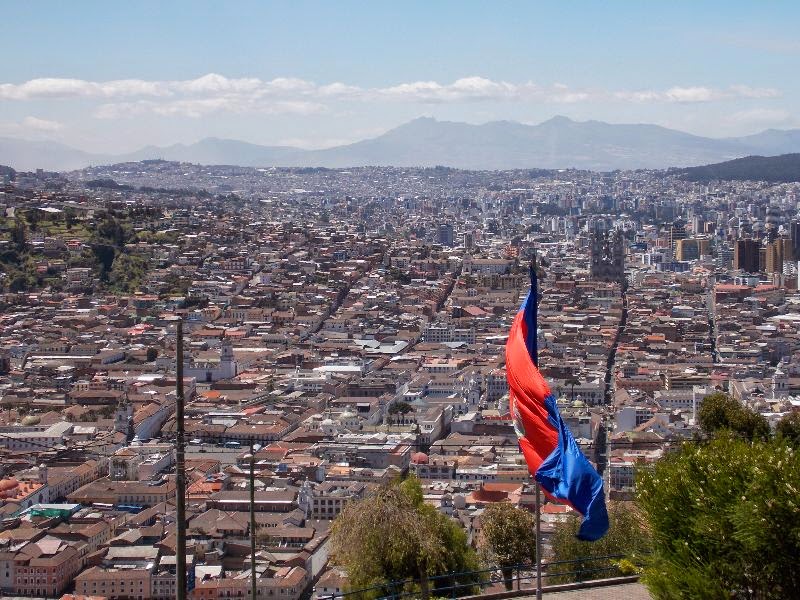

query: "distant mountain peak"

left=540, top=115, right=575, bottom=125
left=2, top=118, right=800, bottom=172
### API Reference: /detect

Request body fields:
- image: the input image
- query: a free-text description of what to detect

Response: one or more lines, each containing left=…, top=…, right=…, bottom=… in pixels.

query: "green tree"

left=698, top=392, right=770, bottom=441
left=146, top=347, right=158, bottom=362
left=64, top=208, right=78, bottom=229
left=388, top=400, right=414, bottom=415
left=548, top=501, right=651, bottom=584
left=775, top=412, right=800, bottom=447
left=91, top=243, right=116, bottom=282
left=107, top=252, right=148, bottom=292
left=636, top=434, right=800, bottom=599
left=330, top=476, right=479, bottom=598
left=11, top=218, right=26, bottom=250
left=25, top=208, right=39, bottom=231
left=93, top=213, right=128, bottom=246
left=477, top=503, right=536, bottom=590
left=9, top=272, right=31, bottom=292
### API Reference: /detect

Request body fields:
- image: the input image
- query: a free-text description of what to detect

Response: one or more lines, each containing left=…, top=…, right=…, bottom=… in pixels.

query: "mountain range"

left=3, top=116, right=800, bottom=172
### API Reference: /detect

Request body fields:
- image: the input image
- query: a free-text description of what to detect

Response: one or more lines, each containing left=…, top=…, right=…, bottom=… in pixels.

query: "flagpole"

left=535, top=482, right=542, bottom=600
left=530, top=257, right=543, bottom=600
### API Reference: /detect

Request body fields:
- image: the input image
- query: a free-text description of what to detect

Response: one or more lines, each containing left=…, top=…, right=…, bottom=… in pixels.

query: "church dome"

left=0, top=478, right=19, bottom=498
left=411, top=452, right=429, bottom=464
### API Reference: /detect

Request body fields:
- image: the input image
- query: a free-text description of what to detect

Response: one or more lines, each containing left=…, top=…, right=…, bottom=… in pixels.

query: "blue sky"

left=2, top=1, right=798, bottom=152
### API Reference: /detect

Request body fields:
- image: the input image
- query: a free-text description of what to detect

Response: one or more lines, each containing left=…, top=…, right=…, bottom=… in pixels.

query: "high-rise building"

left=463, top=231, right=475, bottom=251
left=765, top=237, right=794, bottom=274
left=675, top=238, right=711, bottom=261
left=590, top=221, right=625, bottom=282
left=669, top=222, right=687, bottom=250
left=790, top=221, right=800, bottom=256
left=733, top=239, right=760, bottom=273
left=438, top=223, right=454, bottom=246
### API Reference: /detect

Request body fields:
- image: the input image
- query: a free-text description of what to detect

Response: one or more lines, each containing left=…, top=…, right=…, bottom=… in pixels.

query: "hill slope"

left=0, top=137, right=104, bottom=171
left=678, top=153, right=800, bottom=183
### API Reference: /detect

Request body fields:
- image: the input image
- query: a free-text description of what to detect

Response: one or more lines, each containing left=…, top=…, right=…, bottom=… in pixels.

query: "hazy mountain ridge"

left=3, top=116, right=800, bottom=172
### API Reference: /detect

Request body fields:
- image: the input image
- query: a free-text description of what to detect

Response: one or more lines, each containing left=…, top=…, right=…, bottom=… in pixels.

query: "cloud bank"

left=0, top=74, right=781, bottom=119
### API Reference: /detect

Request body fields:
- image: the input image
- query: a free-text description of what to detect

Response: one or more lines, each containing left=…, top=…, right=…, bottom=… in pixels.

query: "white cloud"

left=614, top=85, right=779, bottom=104
left=729, top=84, right=780, bottom=99
left=0, top=116, right=65, bottom=137
left=21, top=116, right=63, bottom=131
left=0, top=74, right=784, bottom=118
left=664, top=86, right=717, bottom=103
left=95, top=96, right=326, bottom=120
left=0, top=77, right=169, bottom=100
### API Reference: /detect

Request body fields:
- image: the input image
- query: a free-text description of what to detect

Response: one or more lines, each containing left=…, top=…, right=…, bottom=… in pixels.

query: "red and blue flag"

left=506, top=265, right=609, bottom=541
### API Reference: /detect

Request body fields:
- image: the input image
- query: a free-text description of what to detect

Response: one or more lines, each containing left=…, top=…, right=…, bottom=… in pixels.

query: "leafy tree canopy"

left=548, top=501, right=651, bottom=584
left=698, top=392, right=770, bottom=441
left=637, top=434, right=800, bottom=599
left=477, top=503, right=536, bottom=590
left=330, top=476, right=479, bottom=598
left=775, top=412, right=800, bottom=447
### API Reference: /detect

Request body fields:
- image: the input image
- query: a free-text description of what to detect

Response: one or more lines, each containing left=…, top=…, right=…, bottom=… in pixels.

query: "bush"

left=548, top=502, right=651, bottom=584
left=330, top=477, right=480, bottom=599
left=636, top=434, right=800, bottom=599
left=698, top=392, right=770, bottom=441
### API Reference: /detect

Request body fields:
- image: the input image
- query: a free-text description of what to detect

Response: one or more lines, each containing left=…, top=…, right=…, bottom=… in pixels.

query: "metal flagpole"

left=531, top=256, right=543, bottom=600
left=175, top=317, right=187, bottom=600
left=535, top=483, right=542, bottom=600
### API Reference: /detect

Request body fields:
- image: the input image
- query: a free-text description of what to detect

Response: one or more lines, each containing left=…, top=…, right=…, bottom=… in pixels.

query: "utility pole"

left=250, top=442, right=260, bottom=599
left=175, top=317, right=187, bottom=600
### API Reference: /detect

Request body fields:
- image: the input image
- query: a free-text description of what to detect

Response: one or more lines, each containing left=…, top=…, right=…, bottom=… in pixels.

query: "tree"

left=91, top=243, right=116, bottom=282
left=11, top=219, right=26, bottom=251
left=64, top=208, right=78, bottom=229
left=107, top=252, right=148, bottom=292
left=548, top=501, right=651, bottom=584
left=388, top=400, right=414, bottom=415
left=477, top=503, right=536, bottom=590
left=9, top=273, right=30, bottom=292
left=636, top=434, right=800, bottom=599
left=146, top=347, right=158, bottom=362
left=776, top=412, right=800, bottom=447
left=25, top=208, right=39, bottom=231
left=698, top=392, right=770, bottom=441
left=330, top=476, right=479, bottom=598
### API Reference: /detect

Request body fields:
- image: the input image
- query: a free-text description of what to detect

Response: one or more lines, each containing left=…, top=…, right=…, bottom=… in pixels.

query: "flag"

left=505, top=264, right=609, bottom=541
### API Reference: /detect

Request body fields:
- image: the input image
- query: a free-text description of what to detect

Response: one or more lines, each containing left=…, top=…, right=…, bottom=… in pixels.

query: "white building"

left=184, top=341, right=237, bottom=382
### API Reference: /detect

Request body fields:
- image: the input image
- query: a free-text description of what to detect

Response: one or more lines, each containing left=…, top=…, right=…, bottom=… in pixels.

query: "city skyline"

left=2, top=1, right=799, bottom=153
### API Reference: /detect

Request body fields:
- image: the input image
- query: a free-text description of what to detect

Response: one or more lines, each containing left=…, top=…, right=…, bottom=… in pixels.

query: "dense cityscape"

left=0, top=159, right=798, bottom=598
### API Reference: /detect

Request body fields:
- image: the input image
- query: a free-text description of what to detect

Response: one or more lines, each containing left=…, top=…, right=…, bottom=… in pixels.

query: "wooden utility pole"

left=250, top=442, right=261, bottom=599
left=175, top=318, right=187, bottom=600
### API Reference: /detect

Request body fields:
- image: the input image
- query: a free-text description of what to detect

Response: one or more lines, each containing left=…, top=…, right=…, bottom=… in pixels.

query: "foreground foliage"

left=477, top=503, right=537, bottom=589
left=637, top=434, right=800, bottom=599
left=698, top=392, right=770, bottom=441
left=548, top=501, right=651, bottom=584
left=329, top=477, right=480, bottom=599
